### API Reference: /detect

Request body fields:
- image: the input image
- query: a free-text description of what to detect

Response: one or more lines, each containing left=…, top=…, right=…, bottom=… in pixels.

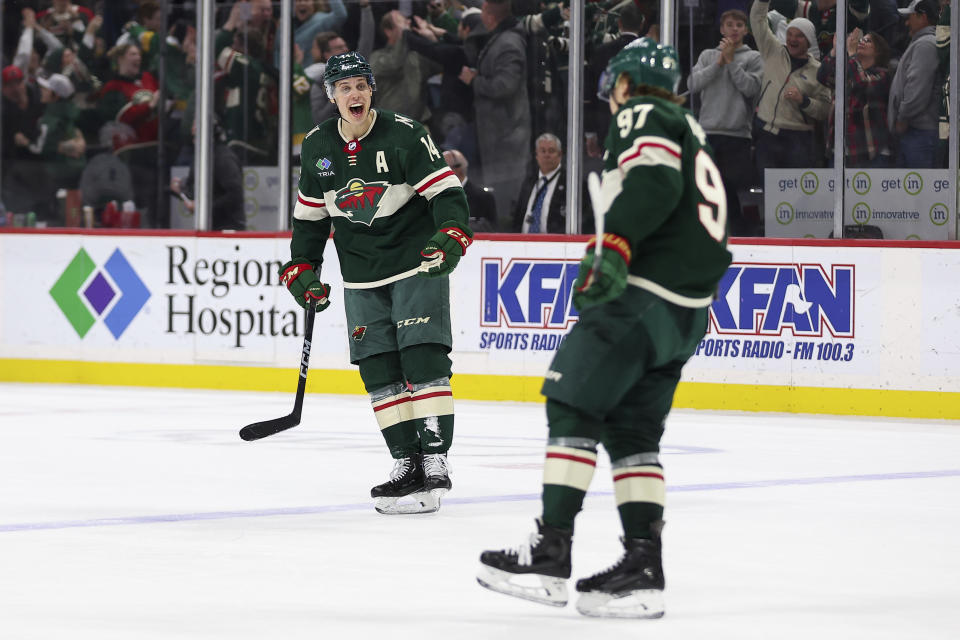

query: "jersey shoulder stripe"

left=617, top=135, right=682, bottom=174
left=217, top=47, right=242, bottom=73
left=414, top=168, right=461, bottom=200
left=294, top=191, right=329, bottom=220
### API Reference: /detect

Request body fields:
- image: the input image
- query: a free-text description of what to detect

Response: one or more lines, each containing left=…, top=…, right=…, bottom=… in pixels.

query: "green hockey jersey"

left=599, top=95, right=732, bottom=307
left=292, top=109, right=469, bottom=287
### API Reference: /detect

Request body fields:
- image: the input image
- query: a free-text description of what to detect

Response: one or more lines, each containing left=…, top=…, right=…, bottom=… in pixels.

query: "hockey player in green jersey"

left=478, top=38, right=733, bottom=617
left=280, top=52, right=473, bottom=514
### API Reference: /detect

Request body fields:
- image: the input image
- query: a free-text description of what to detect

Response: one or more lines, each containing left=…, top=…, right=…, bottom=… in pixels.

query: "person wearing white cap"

left=887, top=0, right=940, bottom=168
left=12, top=73, right=86, bottom=225
left=37, top=73, right=75, bottom=100
left=749, top=0, right=831, bottom=172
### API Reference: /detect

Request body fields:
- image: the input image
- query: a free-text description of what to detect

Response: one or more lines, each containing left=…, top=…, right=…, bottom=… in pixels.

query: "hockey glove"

left=418, top=222, right=473, bottom=278
left=572, top=233, right=632, bottom=312
left=280, top=260, right=332, bottom=311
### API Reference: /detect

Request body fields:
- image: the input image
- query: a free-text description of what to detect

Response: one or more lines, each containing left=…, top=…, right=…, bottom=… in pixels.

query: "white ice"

left=1, top=382, right=958, bottom=639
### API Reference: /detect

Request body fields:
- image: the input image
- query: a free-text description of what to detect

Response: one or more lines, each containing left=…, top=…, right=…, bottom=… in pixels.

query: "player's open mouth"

left=349, top=104, right=364, bottom=117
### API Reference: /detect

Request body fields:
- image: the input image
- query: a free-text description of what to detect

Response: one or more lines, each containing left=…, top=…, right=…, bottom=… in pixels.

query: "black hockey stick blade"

left=238, top=412, right=301, bottom=442
left=239, top=305, right=316, bottom=441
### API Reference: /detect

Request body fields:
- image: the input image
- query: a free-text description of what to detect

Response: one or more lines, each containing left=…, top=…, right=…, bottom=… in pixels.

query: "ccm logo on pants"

left=397, top=316, right=431, bottom=328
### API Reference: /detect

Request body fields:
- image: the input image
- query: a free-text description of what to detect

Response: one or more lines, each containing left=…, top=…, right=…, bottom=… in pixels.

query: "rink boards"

left=1, top=230, right=958, bottom=419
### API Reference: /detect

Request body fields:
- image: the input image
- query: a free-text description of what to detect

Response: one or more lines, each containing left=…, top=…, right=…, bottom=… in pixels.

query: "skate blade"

left=374, top=491, right=439, bottom=515
left=576, top=589, right=665, bottom=619
left=476, top=565, right=568, bottom=607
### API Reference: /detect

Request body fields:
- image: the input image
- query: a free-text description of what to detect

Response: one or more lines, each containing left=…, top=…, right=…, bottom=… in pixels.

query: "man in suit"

left=512, top=133, right=592, bottom=234
left=444, top=148, right=498, bottom=232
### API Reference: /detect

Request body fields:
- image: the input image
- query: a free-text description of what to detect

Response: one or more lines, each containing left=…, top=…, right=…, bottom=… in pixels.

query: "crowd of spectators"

left=0, top=0, right=954, bottom=236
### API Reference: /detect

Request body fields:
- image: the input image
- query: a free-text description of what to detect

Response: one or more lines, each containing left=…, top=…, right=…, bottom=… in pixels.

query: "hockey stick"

left=584, top=171, right=606, bottom=286
left=239, top=305, right=316, bottom=441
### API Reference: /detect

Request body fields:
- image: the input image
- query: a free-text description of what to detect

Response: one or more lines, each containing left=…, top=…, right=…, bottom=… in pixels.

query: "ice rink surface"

left=1, top=382, right=958, bottom=640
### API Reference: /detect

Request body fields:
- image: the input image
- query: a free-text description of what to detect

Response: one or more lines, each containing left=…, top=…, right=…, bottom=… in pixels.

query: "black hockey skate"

left=575, top=533, right=665, bottom=618
left=477, top=518, right=572, bottom=607
left=422, top=452, right=452, bottom=496
left=371, top=456, right=435, bottom=515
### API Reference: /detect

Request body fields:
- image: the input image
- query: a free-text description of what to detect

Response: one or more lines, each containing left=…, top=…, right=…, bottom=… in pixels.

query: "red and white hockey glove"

left=280, top=260, right=332, bottom=311
left=572, top=233, right=632, bottom=311
left=418, top=222, right=473, bottom=278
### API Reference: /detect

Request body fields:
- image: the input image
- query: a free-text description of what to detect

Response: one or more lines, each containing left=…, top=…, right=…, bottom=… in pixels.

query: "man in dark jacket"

left=1, top=65, right=47, bottom=218
left=511, top=133, right=592, bottom=234
left=583, top=3, right=644, bottom=158
left=444, top=148, right=497, bottom=231
left=407, top=8, right=487, bottom=170
left=169, top=122, right=246, bottom=231
left=459, top=0, right=531, bottom=222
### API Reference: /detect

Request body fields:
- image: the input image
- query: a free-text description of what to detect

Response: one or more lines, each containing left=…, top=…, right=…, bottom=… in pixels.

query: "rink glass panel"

left=2, top=0, right=954, bottom=239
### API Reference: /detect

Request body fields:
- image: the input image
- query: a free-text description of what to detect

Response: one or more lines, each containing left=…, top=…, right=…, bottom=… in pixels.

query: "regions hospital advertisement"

left=1, top=232, right=958, bottom=418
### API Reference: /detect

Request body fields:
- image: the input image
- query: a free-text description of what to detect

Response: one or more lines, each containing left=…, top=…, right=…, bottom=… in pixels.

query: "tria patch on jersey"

left=352, top=325, right=367, bottom=342
left=316, top=156, right=335, bottom=176
left=334, top=178, right=389, bottom=226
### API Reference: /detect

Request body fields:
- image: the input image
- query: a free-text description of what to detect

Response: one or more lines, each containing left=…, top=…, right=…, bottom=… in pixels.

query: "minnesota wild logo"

left=334, top=178, right=388, bottom=226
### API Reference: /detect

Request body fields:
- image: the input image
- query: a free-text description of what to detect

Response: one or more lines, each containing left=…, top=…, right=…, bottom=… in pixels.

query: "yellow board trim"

left=1, top=359, right=959, bottom=420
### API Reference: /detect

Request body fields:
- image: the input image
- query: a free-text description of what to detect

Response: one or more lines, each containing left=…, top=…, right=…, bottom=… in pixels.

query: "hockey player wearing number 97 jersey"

left=477, top=38, right=733, bottom=617
left=280, top=52, right=473, bottom=515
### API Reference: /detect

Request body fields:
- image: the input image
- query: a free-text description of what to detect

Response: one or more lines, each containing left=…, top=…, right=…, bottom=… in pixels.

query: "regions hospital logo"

left=50, top=248, right=150, bottom=339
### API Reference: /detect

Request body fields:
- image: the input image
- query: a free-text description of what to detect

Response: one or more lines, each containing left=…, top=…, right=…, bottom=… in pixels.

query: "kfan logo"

left=50, top=248, right=151, bottom=339
left=710, top=262, right=854, bottom=337
left=482, top=258, right=580, bottom=328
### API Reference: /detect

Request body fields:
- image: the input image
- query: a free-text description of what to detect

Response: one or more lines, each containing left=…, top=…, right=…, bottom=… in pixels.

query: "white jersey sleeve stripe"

left=617, top=136, right=682, bottom=174
left=293, top=192, right=329, bottom=220
left=413, top=169, right=461, bottom=201
left=297, top=192, right=324, bottom=205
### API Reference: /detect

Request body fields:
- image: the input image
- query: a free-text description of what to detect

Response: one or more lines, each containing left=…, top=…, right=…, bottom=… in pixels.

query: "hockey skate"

left=477, top=518, right=572, bottom=607
left=422, top=452, right=452, bottom=506
left=371, top=456, right=437, bottom=515
left=575, top=535, right=665, bottom=619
